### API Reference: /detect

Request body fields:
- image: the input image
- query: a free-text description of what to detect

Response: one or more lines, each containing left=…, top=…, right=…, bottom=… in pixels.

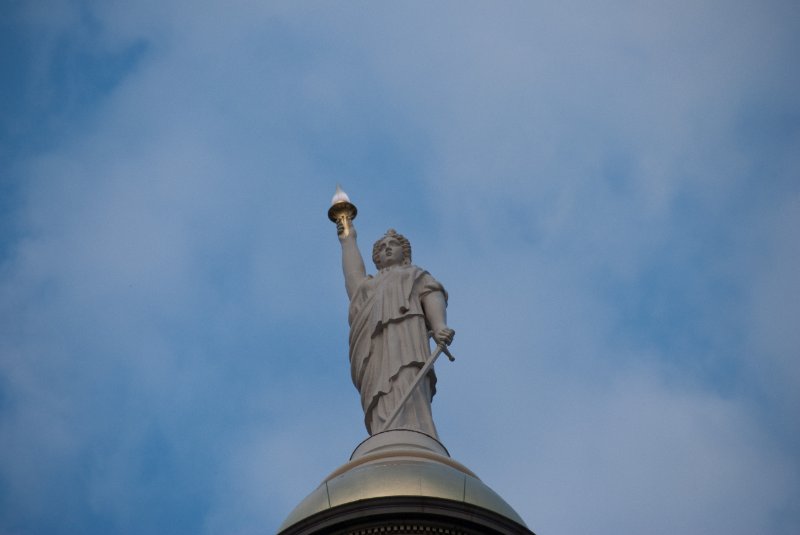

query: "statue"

left=329, top=187, right=454, bottom=439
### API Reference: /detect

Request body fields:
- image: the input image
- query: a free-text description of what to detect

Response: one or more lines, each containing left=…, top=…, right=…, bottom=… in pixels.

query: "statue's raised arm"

left=329, top=188, right=454, bottom=440
left=336, top=219, right=366, bottom=300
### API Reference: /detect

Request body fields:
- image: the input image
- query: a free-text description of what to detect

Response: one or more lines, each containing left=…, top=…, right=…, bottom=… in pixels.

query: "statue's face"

left=375, top=237, right=404, bottom=268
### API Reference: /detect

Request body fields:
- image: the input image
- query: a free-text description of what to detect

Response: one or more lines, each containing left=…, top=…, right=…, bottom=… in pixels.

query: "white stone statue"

left=336, top=221, right=455, bottom=439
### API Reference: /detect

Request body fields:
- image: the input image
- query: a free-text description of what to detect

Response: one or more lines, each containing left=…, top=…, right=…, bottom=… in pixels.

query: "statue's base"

left=278, top=429, right=534, bottom=534
left=351, top=428, right=449, bottom=459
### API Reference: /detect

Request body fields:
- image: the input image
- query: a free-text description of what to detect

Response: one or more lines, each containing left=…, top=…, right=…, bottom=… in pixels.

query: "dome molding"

left=277, top=495, right=535, bottom=535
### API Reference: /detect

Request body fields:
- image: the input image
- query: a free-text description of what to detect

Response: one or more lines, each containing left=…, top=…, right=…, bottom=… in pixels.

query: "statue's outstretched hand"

left=433, top=327, right=455, bottom=347
left=336, top=219, right=357, bottom=240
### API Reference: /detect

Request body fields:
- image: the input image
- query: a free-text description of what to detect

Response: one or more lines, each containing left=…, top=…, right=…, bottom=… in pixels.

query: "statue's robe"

left=348, top=264, right=446, bottom=438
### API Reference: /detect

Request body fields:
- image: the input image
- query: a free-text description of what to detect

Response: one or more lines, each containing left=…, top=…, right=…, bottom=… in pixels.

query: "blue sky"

left=1, top=2, right=799, bottom=534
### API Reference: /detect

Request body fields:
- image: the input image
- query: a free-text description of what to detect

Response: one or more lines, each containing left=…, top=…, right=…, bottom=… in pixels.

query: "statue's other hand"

left=433, top=327, right=455, bottom=347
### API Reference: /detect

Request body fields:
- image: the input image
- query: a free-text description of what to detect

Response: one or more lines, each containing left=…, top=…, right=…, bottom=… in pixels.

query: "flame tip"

left=331, top=184, right=351, bottom=205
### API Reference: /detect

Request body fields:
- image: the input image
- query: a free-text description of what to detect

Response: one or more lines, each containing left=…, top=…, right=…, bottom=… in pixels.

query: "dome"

left=278, top=430, right=533, bottom=534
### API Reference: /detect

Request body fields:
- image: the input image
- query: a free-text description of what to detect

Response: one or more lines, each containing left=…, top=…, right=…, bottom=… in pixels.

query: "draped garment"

left=348, top=264, right=446, bottom=437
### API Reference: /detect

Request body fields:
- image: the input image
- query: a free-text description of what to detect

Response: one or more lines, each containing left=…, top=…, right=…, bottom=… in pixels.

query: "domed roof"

left=278, top=430, right=530, bottom=533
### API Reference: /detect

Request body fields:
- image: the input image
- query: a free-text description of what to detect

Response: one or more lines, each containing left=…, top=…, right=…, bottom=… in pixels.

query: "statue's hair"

left=372, top=229, right=412, bottom=268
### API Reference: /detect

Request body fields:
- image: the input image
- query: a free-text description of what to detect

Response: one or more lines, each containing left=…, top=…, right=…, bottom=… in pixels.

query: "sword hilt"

left=429, top=331, right=455, bottom=361
left=439, top=343, right=455, bottom=362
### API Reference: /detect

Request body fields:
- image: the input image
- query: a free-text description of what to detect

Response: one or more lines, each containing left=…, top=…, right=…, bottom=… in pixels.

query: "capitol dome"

left=278, top=430, right=533, bottom=535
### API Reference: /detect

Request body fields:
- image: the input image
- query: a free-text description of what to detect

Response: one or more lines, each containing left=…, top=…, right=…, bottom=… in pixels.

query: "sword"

left=380, top=339, right=455, bottom=433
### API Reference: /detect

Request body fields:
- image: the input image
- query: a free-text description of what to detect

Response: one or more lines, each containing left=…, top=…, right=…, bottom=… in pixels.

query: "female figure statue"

left=337, top=223, right=454, bottom=439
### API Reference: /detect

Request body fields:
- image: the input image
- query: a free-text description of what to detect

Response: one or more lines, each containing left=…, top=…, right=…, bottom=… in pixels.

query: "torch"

left=328, top=185, right=358, bottom=237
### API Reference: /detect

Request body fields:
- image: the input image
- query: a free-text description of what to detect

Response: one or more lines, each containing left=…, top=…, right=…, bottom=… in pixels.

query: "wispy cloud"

left=1, top=2, right=798, bottom=534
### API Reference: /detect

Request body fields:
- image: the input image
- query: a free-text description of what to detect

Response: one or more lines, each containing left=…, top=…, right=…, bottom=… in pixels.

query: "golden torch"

left=328, top=185, right=358, bottom=237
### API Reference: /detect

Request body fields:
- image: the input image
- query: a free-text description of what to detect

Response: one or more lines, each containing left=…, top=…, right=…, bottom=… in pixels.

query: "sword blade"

left=380, top=343, right=448, bottom=433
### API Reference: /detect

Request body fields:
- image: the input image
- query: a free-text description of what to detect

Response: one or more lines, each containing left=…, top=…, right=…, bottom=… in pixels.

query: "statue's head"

left=372, top=229, right=412, bottom=269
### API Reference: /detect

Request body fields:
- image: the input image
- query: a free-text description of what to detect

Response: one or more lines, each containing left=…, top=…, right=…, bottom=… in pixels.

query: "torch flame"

left=331, top=184, right=351, bottom=205
left=327, top=184, right=357, bottom=232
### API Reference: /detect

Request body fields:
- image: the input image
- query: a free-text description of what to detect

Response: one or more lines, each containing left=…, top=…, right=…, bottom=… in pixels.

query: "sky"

left=1, top=1, right=799, bottom=534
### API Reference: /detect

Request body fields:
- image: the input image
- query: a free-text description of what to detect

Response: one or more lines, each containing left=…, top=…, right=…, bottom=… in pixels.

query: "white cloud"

left=1, top=1, right=798, bottom=534
left=746, top=192, right=800, bottom=432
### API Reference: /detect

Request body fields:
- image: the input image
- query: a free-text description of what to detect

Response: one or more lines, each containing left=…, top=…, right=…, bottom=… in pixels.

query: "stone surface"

left=337, top=222, right=455, bottom=438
